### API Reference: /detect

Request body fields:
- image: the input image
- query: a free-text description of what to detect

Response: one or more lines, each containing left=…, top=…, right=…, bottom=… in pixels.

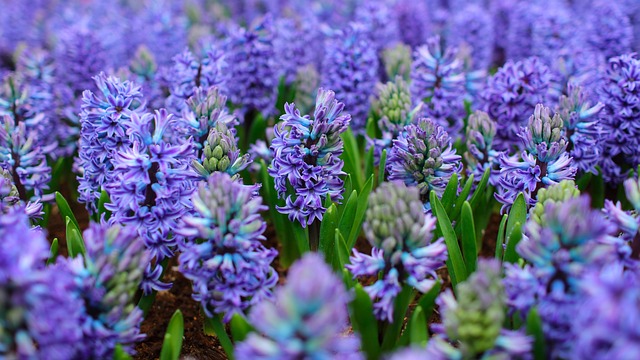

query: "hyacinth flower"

left=165, top=46, right=227, bottom=114
left=428, top=260, right=532, bottom=359
left=180, top=86, right=238, bottom=151
left=1, top=208, right=84, bottom=359
left=410, top=36, right=467, bottom=138
left=192, top=121, right=252, bottom=181
left=322, top=22, right=378, bottom=134
left=571, top=264, right=640, bottom=359
left=393, top=0, right=430, bottom=49
left=556, top=84, right=603, bottom=175
left=447, top=4, right=494, bottom=71
left=597, top=53, right=640, bottom=184
left=0, top=74, right=53, bottom=144
left=273, top=18, right=319, bottom=85
left=178, top=172, right=277, bottom=321
left=382, top=43, right=412, bottom=81
left=106, top=109, right=196, bottom=290
left=481, top=57, right=551, bottom=151
left=77, top=72, right=146, bottom=213
left=235, top=253, right=362, bottom=359
left=224, top=16, right=278, bottom=119
left=495, top=104, right=577, bottom=210
left=605, top=175, right=640, bottom=264
left=464, top=110, right=500, bottom=186
left=128, top=46, right=164, bottom=110
left=368, top=76, right=422, bottom=165
left=293, top=64, right=320, bottom=115
left=269, top=88, right=350, bottom=246
left=585, top=1, right=633, bottom=60
left=529, top=180, right=580, bottom=226
left=67, top=222, right=149, bottom=358
left=354, top=0, right=399, bottom=56
left=0, top=116, right=50, bottom=218
left=504, top=195, right=621, bottom=358
left=387, top=117, right=462, bottom=205
left=347, top=182, right=447, bottom=321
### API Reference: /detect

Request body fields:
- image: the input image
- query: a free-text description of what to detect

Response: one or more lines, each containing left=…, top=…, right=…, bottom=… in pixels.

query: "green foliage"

left=350, top=284, right=381, bottom=360
left=503, top=193, right=526, bottom=263
left=204, top=314, right=235, bottom=360
left=431, top=191, right=467, bottom=286
left=160, top=310, right=184, bottom=360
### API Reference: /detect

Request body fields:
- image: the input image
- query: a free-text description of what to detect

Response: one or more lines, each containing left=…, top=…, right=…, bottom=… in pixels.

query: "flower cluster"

left=77, top=72, right=145, bottom=213
left=464, top=110, right=500, bottom=186
left=180, top=86, right=237, bottom=150
left=495, top=104, right=577, bottom=210
left=382, top=43, right=412, bottom=81
left=193, top=122, right=252, bottom=181
left=269, top=88, right=350, bottom=227
left=410, top=36, right=466, bottom=137
left=368, top=76, right=422, bottom=164
left=447, top=4, right=494, bottom=71
left=348, top=182, right=447, bottom=321
left=585, top=1, right=633, bottom=60
left=481, top=57, right=551, bottom=150
left=235, top=253, right=362, bottom=359
left=178, top=172, right=277, bottom=321
left=604, top=175, right=640, bottom=265
left=597, top=53, right=640, bottom=183
left=322, top=22, right=378, bottom=134
left=387, top=117, right=462, bottom=205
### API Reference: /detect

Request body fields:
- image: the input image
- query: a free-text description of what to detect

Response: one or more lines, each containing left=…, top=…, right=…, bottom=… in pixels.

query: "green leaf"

left=66, top=217, right=85, bottom=258
left=138, top=291, right=157, bottom=317
left=204, top=315, right=235, bottom=360
left=47, top=238, right=59, bottom=265
left=113, top=344, right=133, bottom=360
left=469, top=167, right=491, bottom=209
left=503, top=223, right=523, bottom=263
left=381, top=286, right=414, bottom=351
left=364, top=147, right=374, bottom=184
left=350, top=284, right=381, bottom=360
left=450, top=174, right=474, bottom=223
left=160, top=310, right=184, bottom=360
left=248, top=113, right=267, bottom=147
left=591, top=172, right=605, bottom=209
left=431, top=191, right=467, bottom=285
left=341, top=128, right=363, bottom=192
left=292, top=223, right=310, bottom=255
left=495, top=214, right=508, bottom=260
left=319, top=204, right=339, bottom=265
left=409, top=306, right=428, bottom=346
left=230, top=314, right=252, bottom=342
left=526, top=307, right=546, bottom=360
left=441, top=173, right=459, bottom=215
left=417, top=281, right=441, bottom=317
left=333, top=229, right=350, bottom=272
left=55, top=191, right=80, bottom=231
left=97, top=190, right=111, bottom=219
left=347, top=175, right=374, bottom=249
left=460, top=202, right=477, bottom=273
left=576, top=172, right=592, bottom=191
left=337, top=190, right=358, bottom=250
left=378, top=149, right=387, bottom=187
left=505, top=193, right=527, bottom=242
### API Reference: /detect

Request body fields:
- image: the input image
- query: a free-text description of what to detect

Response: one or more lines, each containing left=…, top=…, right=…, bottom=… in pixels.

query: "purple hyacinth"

left=495, top=104, right=577, bottom=210
left=410, top=36, right=467, bottom=138
left=77, top=72, right=145, bottom=213
left=585, top=1, right=633, bottom=60
left=387, top=117, right=462, bottom=205
left=393, top=0, right=430, bottom=49
left=556, top=84, right=603, bottom=174
left=178, top=172, right=277, bottom=322
left=68, top=222, right=149, bottom=358
left=224, top=16, right=278, bottom=118
left=134, top=1, right=188, bottom=68
left=347, top=182, right=447, bottom=322
left=354, top=0, right=399, bottom=55
left=235, top=253, right=362, bottom=359
left=322, top=22, right=378, bottom=134
left=1, top=207, right=84, bottom=359
left=571, top=264, right=640, bottom=359
left=447, top=4, right=494, bottom=71
left=192, top=121, right=252, bottom=181
left=433, top=259, right=532, bottom=359
left=481, top=57, right=552, bottom=151
left=597, top=53, right=640, bottom=184
left=604, top=175, right=640, bottom=264
left=273, top=17, right=319, bottom=85
left=0, top=116, right=51, bottom=204
left=106, top=109, right=196, bottom=266
left=504, top=195, right=621, bottom=358
left=269, top=88, right=350, bottom=228
left=465, top=110, right=500, bottom=186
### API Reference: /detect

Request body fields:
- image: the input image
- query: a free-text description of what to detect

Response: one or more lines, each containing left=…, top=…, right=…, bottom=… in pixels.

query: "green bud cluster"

left=294, top=64, right=320, bottom=114
left=370, top=76, right=420, bottom=134
left=382, top=43, right=412, bottom=81
left=530, top=180, right=580, bottom=225
left=194, top=122, right=251, bottom=180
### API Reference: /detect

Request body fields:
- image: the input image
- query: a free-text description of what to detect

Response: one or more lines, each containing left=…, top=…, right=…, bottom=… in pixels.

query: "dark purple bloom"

left=597, top=53, right=640, bottom=184
left=481, top=57, right=552, bottom=151
left=387, top=117, right=462, bottom=205
left=178, top=172, right=277, bottom=322
left=273, top=17, right=320, bottom=85
left=235, top=253, right=362, bottom=359
left=585, top=1, right=633, bottom=60
left=354, top=0, right=399, bottom=55
left=447, top=4, right=494, bottom=71
left=348, top=182, right=447, bottom=321
left=322, top=22, right=378, bottom=134
left=269, top=88, right=350, bottom=227
left=410, top=36, right=467, bottom=138
left=77, top=72, right=145, bottom=213
left=393, top=0, right=430, bottom=48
